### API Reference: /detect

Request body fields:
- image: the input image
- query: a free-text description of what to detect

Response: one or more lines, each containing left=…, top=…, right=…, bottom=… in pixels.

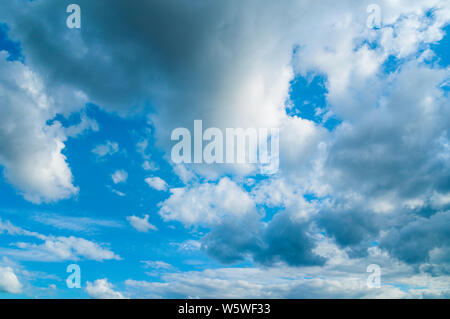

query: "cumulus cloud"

left=0, top=0, right=301, bottom=166
left=159, top=177, right=256, bottom=227
left=0, top=55, right=83, bottom=203
left=380, top=211, right=450, bottom=265
left=86, top=279, right=126, bottom=299
left=0, top=266, right=22, bottom=294
left=127, top=214, right=157, bottom=232
left=111, top=170, right=128, bottom=184
left=144, top=176, right=168, bottom=191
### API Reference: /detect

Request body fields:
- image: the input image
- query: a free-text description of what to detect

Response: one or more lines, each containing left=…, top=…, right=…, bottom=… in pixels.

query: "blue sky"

left=0, top=0, right=450, bottom=299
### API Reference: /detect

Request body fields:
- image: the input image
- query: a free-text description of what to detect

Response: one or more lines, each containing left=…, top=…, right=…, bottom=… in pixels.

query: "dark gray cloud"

left=317, top=207, right=382, bottom=257
left=380, top=211, right=450, bottom=265
left=202, top=211, right=325, bottom=267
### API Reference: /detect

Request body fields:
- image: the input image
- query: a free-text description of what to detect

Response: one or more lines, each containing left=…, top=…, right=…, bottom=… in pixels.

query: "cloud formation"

left=127, top=214, right=158, bottom=233
left=0, top=54, right=83, bottom=203
left=0, top=266, right=22, bottom=294
left=86, top=278, right=126, bottom=299
left=0, top=219, right=120, bottom=262
left=0, top=0, right=450, bottom=298
left=145, top=176, right=168, bottom=192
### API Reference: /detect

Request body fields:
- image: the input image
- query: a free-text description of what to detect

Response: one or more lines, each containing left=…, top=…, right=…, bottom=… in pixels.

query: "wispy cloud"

left=92, top=140, right=119, bottom=159
left=127, top=215, right=157, bottom=233
left=0, top=219, right=120, bottom=262
left=33, top=213, right=122, bottom=233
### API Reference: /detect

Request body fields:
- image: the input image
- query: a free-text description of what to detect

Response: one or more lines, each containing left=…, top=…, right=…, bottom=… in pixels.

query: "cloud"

left=127, top=214, right=157, bottom=232
left=86, top=279, right=126, bottom=299
left=158, top=176, right=325, bottom=267
left=0, top=219, right=120, bottom=262
left=1, top=0, right=450, bottom=293
left=380, top=211, right=450, bottom=265
left=141, top=261, right=173, bottom=270
left=33, top=213, right=122, bottom=233
left=125, top=258, right=450, bottom=298
left=159, top=177, right=256, bottom=227
left=0, top=266, right=22, bottom=294
left=202, top=208, right=325, bottom=267
left=144, top=176, right=168, bottom=191
left=92, top=140, right=119, bottom=159
left=0, top=0, right=302, bottom=169
left=111, top=170, right=128, bottom=184
left=0, top=54, right=83, bottom=203
left=111, top=189, right=126, bottom=197
left=172, top=240, right=202, bottom=252
left=125, top=237, right=450, bottom=298
left=142, top=160, right=158, bottom=171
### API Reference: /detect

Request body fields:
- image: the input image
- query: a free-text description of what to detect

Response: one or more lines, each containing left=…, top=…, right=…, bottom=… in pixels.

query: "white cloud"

left=172, top=165, right=196, bottom=184
left=0, top=219, right=120, bottom=262
left=141, top=261, right=173, bottom=270
left=173, top=240, right=202, bottom=252
left=123, top=266, right=405, bottom=299
left=126, top=214, right=157, bottom=233
left=33, top=213, right=122, bottom=233
left=0, top=266, right=22, bottom=294
left=159, top=177, right=256, bottom=227
left=142, top=160, right=158, bottom=171
left=111, top=170, right=128, bottom=184
left=86, top=279, right=126, bottom=299
left=111, top=189, right=126, bottom=197
left=0, top=55, right=83, bottom=203
left=125, top=242, right=450, bottom=298
left=92, top=141, right=119, bottom=158
left=145, top=176, right=168, bottom=191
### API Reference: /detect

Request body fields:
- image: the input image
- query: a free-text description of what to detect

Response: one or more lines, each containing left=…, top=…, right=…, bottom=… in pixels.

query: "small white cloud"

left=145, top=176, right=168, bottom=191
left=33, top=213, right=122, bottom=233
left=111, top=170, right=128, bottom=184
left=0, top=266, right=22, bottom=294
left=65, top=113, right=99, bottom=138
left=111, top=189, right=126, bottom=197
left=92, top=141, right=119, bottom=158
left=86, top=279, right=125, bottom=299
left=141, top=260, right=173, bottom=270
left=127, top=215, right=157, bottom=232
left=172, top=240, right=201, bottom=251
left=142, top=160, right=159, bottom=171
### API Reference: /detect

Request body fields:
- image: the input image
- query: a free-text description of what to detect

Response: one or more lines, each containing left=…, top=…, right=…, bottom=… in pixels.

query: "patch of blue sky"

left=287, top=73, right=341, bottom=131
left=0, top=23, right=23, bottom=62
left=431, top=25, right=450, bottom=68
left=370, top=241, right=379, bottom=247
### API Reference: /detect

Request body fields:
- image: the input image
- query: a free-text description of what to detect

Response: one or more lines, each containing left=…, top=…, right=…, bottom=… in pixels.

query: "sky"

left=0, top=0, right=449, bottom=299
